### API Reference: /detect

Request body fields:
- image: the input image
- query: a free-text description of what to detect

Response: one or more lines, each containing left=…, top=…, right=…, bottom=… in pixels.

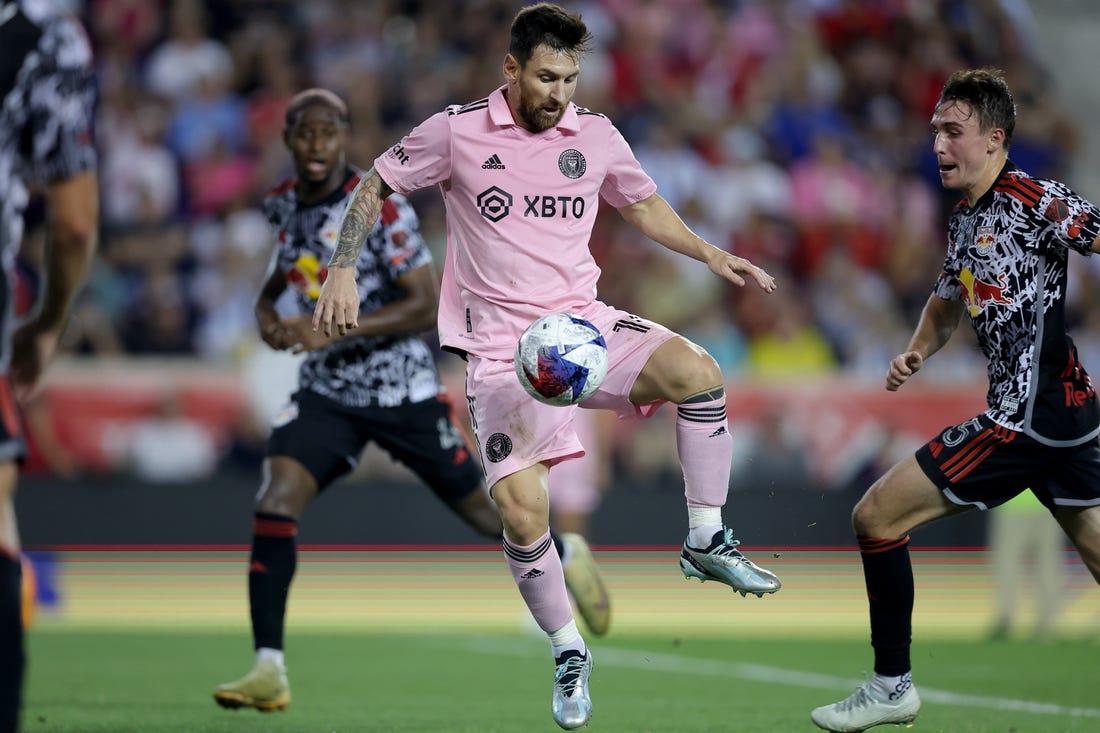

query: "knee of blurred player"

left=21, top=554, right=36, bottom=629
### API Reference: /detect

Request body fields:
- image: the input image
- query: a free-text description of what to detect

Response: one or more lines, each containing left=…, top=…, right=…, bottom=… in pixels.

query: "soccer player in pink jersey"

left=313, top=4, right=781, bottom=728
left=211, top=89, right=611, bottom=714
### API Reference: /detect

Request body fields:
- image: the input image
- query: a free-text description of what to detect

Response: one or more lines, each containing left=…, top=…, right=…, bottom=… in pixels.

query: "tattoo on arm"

left=332, top=169, right=386, bottom=268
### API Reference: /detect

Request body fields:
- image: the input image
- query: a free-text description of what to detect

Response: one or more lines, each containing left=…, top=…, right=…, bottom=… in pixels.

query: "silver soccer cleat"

left=810, top=678, right=921, bottom=732
left=552, top=649, right=593, bottom=730
left=679, top=527, right=781, bottom=597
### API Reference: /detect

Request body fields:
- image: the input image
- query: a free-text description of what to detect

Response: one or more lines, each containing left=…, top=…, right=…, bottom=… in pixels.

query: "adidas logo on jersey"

left=482, top=154, right=506, bottom=170
left=520, top=568, right=544, bottom=579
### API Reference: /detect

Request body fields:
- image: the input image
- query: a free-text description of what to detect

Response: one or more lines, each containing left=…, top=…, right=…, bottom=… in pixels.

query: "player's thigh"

left=465, top=355, right=583, bottom=489
left=256, top=456, right=319, bottom=518
left=630, top=336, right=721, bottom=404
left=266, top=390, right=366, bottom=493
left=1045, top=442, right=1100, bottom=584
left=854, top=454, right=967, bottom=538
left=1054, top=505, right=1100, bottom=583
left=580, top=307, right=679, bottom=416
left=492, top=462, right=552, bottom=543
left=370, top=395, right=484, bottom=505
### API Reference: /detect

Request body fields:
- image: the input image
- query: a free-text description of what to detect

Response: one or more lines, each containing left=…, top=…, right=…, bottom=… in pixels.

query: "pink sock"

left=677, top=396, right=732, bottom=508
left=503, top=531, right=575, bottom=635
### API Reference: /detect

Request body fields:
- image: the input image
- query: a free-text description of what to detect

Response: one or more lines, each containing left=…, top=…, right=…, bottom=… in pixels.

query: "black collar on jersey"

left=963, top=159, right=1018, bottom=212
left=296, top=167, right=359, bottom=210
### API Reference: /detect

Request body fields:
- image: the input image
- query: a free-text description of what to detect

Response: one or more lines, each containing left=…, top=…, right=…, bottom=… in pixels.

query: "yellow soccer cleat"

left=561, top=533, right=612, bottom=636
left=213, top=658, right=290, bottom=712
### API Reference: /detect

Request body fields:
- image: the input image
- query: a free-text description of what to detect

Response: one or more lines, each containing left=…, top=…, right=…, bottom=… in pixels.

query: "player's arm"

left=886, top=294, right=965, bottom=392
left=11, top=170, right=98, bottom=400
left=617, top=192, right=776, bottom=292
left=254, top=263, right=292, bottom=350
left=284, top=264, right=439, bottom=353
left=348, top=263, right=438, bottom=336
left=312, top=168, right=394, bottom=336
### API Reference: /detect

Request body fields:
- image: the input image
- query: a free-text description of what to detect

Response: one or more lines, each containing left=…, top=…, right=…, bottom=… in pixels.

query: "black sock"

left=0, top=552, right=24, bottom=733
left=858, top=535, right=913, bottom=676
left=249, top=513, right=298, bottom=651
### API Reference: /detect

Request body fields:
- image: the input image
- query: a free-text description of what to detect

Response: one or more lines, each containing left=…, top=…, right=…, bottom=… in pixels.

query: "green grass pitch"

left=20, top=549, right=1100, bottom=732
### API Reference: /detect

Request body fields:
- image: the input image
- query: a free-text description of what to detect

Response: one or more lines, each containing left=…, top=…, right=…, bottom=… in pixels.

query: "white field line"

left=460, top=635, right=1100, bottom=720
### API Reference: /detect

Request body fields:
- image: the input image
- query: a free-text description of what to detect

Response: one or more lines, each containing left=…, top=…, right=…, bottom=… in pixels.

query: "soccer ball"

left=515, top=313, right=609, bottom=406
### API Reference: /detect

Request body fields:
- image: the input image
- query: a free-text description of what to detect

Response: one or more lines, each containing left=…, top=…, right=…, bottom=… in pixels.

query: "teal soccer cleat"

left=551, top=649, right=593, bottom=730
left=679, top=527, right=781, bottom=597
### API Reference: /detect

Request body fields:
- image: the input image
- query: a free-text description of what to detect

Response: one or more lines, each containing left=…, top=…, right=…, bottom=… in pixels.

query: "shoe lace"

left=710, top=527, right=745, bottom=559
left=834, top=682, right=874, bottom=713
left=554, top=654, right=587, bottom=696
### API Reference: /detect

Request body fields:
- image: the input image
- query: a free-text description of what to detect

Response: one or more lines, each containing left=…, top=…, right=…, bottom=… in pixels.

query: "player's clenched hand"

left=281, top=316, right=335, bottom=353
left=10, top=324, right=61, bottom=404
left=708, top=251, right=777, bottom=293
left=312, top=266, right=360, bottom=337
left=886, top=351, right=923, bottom=392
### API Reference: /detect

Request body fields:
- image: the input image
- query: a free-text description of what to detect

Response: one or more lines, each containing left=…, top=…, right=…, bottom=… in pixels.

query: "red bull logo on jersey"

left=958, top=268, right=1013, bottom=317
left=287, top=253, right=328, bottom=300
left=974, top=226, right=995, bottom=252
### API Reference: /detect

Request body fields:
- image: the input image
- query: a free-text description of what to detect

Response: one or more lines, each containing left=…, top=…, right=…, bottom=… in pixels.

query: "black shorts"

left=267, top=389, right=483, bottom=501
left=915, top=413, right=1100, bottom=510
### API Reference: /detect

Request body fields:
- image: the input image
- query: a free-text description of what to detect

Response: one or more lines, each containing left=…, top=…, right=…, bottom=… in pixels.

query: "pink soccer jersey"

left=375, top=85, right=658, bottom=360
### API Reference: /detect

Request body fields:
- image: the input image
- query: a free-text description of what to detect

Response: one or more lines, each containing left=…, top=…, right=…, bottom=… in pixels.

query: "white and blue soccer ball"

left=514, top=313, right=609, bottom=406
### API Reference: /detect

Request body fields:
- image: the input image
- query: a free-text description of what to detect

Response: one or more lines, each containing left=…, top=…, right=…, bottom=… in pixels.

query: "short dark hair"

left=509, top=2, right=592, bottom=67
left=936, top=68, right=1016, bottom=148
left=285, top=88, right=349, bottom=129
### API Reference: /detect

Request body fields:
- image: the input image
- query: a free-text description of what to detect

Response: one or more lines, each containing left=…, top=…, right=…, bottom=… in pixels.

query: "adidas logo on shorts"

left=482, top=154, right=506, bottom=169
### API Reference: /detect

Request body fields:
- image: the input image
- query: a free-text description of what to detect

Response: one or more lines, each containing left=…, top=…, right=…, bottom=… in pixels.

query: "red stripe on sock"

left=858, top=535, right=910, bottom=554
left=253, top=518, right=298, bottom=538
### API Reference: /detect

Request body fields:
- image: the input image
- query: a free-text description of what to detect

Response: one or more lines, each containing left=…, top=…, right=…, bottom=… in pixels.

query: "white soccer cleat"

left=213, top=658, right=290, bottom=712
left=551, top=649, right=593, bottom=730
left=810, top=679, right=921, bottom=732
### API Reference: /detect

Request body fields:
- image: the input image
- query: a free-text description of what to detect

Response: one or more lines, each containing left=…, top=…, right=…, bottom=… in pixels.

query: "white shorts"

left=465, top=302, right=676, bottom=489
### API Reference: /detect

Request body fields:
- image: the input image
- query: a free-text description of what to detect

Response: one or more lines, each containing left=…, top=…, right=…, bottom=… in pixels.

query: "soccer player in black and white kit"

left=0, top=3, right=98, bottom=731
left=213, top=89, right=610, bottom=712
left=812, top=68, right=1100, bottom=732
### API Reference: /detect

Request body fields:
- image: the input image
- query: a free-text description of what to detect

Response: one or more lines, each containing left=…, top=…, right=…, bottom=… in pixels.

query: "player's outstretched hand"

left=708, top=251, right=777, bottom=293
left=312, top=266, right=360, bottom=337
left=886, top=351, right=923, bottom=392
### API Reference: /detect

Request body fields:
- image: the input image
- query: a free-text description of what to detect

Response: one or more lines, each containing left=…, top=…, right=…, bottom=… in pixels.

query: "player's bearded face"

left=511, top=46, right=579, bottom=133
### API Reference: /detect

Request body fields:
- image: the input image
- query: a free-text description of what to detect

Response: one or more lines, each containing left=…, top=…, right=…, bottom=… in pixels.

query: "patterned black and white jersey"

left=262, top=169, right=440, bottom=408
left=0, top=1, right=96, bottom=369
left=935, top=161, right=1100, bottom=445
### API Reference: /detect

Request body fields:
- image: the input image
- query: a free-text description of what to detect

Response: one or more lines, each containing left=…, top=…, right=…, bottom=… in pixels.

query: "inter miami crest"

left=485, top=432, right=513, bottom=463
left=558, top=149, right=586, bottom=179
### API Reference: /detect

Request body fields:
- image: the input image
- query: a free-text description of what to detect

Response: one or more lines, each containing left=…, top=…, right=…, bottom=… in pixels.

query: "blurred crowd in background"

left=17, top=0, right=1100, bottom=491
left=31, top=0, right=1096, bottom=372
